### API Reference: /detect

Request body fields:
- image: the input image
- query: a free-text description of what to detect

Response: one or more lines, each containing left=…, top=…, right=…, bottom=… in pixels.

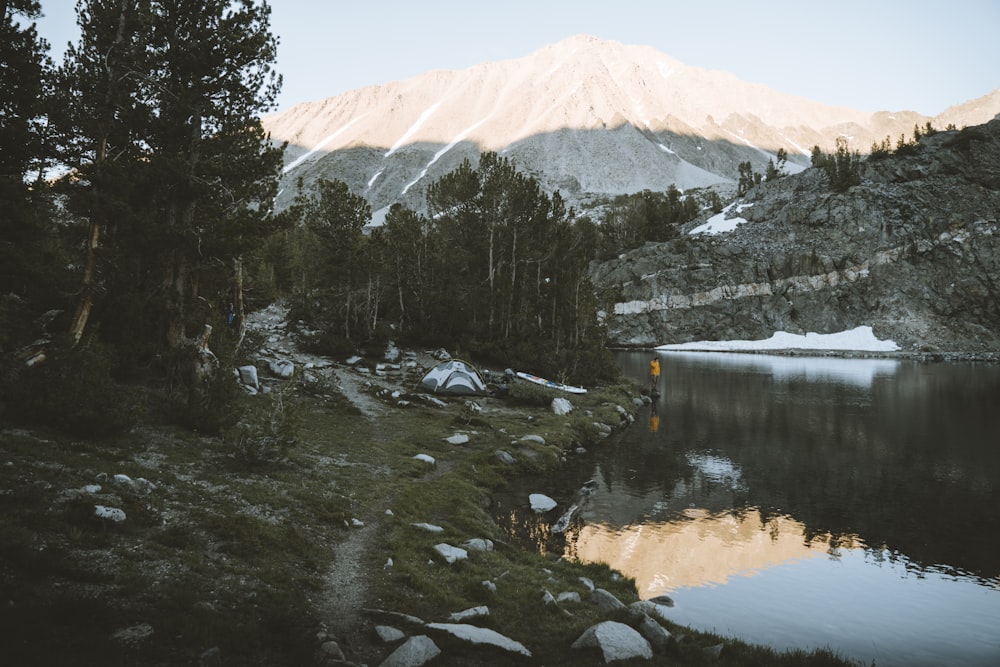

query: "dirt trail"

left=246, top=304, right=392, bottom=663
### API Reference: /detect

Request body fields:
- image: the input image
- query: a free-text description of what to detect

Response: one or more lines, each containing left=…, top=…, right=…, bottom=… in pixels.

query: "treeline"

left=261, top=153, right=617, bottom=383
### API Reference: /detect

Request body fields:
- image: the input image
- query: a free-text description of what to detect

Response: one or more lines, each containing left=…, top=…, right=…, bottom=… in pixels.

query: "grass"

left=0, top=374, right=859, bottom=666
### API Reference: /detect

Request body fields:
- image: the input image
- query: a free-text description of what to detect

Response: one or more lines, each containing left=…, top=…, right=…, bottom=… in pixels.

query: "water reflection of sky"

left=567, top=509, right=1000, bottom=667
left=661, top=351, right=900, bottom=389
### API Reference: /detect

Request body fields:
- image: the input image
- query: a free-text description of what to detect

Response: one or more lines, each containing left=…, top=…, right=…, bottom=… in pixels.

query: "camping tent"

left=418, top=359, right=488, bottom=396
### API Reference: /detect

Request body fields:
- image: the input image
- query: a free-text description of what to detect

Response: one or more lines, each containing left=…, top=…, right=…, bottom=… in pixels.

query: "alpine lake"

left=494, top=350, right=1000, bottom=666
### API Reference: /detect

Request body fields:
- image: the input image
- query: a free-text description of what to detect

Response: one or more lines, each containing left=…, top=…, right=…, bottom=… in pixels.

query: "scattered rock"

left=433, top=543, right=468, bottom=564
left=375, top=625, right=405, bottom=644
left=635, top=614, right=673, bottom=653
left=426, top=623, right=531, bottom=657
left=551, top=397, right=574, bottom=415
left=111, top=622, right=154, bottom=646
left=445, top=433, right=470, bottom=445
left=411, top=522, right=444, bottom=533
left=494, top=450, right=516, bottom=465
left=520, top=434, right=546, bottom=445
left=461, top=538, right=493, bottom=552
left=378, top=634, right=440, bottom=667
left=529, top=493, right=557, bottom=513
left=269, top=359, right=295, bottom=378
left=237, top=365, right=259, bottom=389
left=590, top=588, right=626, bottom=611
left=448, top=605, right=489, bottom=622
left=413, top=454, right=435, bottom=465
left=571, top=620, right=653, bottom=663
left=94, top=505, right=126, bottom=523
left=319, top=640, right=345, bottom=660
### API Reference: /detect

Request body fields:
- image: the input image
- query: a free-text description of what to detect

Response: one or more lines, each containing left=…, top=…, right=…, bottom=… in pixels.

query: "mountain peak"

left=262, top=37, right=1000, bottom=221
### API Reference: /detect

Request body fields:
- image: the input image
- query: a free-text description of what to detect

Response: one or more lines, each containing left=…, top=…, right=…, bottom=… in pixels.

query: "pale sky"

left=34, top=0, right=1000, bottom=116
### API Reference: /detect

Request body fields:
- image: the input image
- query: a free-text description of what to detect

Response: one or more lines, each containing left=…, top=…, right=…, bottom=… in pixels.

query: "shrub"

left=224, top=377, right=300, bottom=466
left=5, top=334, right=143, bottom=437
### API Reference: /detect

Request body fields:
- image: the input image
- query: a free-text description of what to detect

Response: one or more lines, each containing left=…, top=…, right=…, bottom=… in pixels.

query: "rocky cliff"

left=592, top=118, right=1000, bottom=354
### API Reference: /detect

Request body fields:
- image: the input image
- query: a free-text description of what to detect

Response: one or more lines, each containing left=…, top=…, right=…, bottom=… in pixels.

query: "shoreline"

left=612, top=346, right=1000, bottom=364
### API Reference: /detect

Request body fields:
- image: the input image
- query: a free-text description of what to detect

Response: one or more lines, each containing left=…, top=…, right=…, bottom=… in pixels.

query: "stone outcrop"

left=592, top=118, right=1000, bottom=354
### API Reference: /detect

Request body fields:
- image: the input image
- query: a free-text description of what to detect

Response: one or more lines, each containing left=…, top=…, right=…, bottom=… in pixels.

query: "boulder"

left=269, top=359, right=294, bottom=378
left=237, top=365, right=259, bottom=389
left=551, top=397, right=573, bottom=415
left=425, top=623, right=531, bottom=657
left=635, top=614, right=673, bottom=653
left=433, top=543, right=468, bottom=564
left=529, top=493, right=557, bottom=513
left=590, top=588, right=626, bottom=611
left=571, top=620, right=653, bottom=663
left=378, top=635, right=440, bottom=667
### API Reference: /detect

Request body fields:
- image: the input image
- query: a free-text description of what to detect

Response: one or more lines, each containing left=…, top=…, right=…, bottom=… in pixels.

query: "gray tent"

left=418, top=359, right=488, bottom=396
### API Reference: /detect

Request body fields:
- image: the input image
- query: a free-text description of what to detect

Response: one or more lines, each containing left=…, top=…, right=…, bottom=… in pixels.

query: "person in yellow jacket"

left=649, top=356, right=661, bottom=393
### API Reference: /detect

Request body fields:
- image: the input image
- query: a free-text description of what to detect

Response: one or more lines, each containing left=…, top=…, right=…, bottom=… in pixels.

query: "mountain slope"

left=590, top=118, right=1000, bottom=354
left=262, top=34, right=1000, bottom=221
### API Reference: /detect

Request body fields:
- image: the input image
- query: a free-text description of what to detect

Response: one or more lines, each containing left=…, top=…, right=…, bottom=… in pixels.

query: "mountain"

left=262, top=34, right=1000, bottom=222
left=591, top=117, right=1000, bottom=354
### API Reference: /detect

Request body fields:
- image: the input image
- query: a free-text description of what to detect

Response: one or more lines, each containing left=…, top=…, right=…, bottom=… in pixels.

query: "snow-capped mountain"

left=262, top=34, right=1000, bottom=221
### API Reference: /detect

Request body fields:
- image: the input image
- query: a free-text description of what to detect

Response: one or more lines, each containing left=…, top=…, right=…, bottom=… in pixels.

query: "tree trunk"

left=232, top=254, right=248, bottom=351
left=69, top=1, right=131, bottom=346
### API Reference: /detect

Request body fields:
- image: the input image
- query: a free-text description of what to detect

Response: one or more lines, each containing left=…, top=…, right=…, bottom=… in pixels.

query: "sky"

left=33, top=0, right=1000, bottom=116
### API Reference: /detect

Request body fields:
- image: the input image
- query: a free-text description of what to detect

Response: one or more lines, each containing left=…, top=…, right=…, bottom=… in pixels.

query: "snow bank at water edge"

left=656, top=326, right=900, bottom=352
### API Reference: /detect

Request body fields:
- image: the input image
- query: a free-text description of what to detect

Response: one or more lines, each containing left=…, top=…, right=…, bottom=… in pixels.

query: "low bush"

left=4, top=334, right=144, bottom=437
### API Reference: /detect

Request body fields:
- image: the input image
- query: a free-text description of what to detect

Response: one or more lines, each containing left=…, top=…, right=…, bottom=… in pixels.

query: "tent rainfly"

left=418, top=359, right=488, bottom=396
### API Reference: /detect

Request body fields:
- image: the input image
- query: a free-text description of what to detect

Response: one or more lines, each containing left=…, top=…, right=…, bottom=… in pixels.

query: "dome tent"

left=418, top=359, right=488, bottom=396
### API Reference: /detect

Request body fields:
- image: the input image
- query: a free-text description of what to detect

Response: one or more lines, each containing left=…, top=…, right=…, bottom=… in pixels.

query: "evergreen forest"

left=1, top=1, right=705, bottom=438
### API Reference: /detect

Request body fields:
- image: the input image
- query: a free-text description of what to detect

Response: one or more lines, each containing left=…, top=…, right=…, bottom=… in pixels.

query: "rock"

left=648, top=593, right=675, bottom=607
left=445, top=433, right=470, bottom=445
left=320, top=640, right=344, bottom=660
left=269, top=359, right=294, bottom=378
left=494, top=450, right=516, bottom=465
left=628, top=600, right=673, bottom=624
left=111, top=622, right=154, bottom=646
left=413, top=454, right=435, bottom=465
left=378, top=634, right=440, bottom=667
left=448, top=605, right=489, bottom=622
left=551, top=504, right=578, bottom=533
left=571, top=620, right=653, bottom=663
left=426, top=623, right=531, bottom=657
left=551, top=397, right=574, bottom=415
left=482, top=579, right=497, bottom=593
left=703, top=642, right=724, bottom=659
left=579, top=576, right=595, bottom=592
left=411, top=522, right=444, bottom=533
left=542, top=590, right=556, bottom=605
left=237, top=365, right=259, bottom=389
left=520, top=434, right=546, bottom=445
left=636, top=614, right=673, bottom=653
left=461, top=538, right=493, bottom=552
left=529, top=493, right=557, bottom=513
left=346, top=355, right=363, bottom=365
left=94, top=505, right=126, bottom=523
left=590, top=588, right=626, bottom=611
left=433, top=543, right=468, bottom=564
left=557, top=591, right=581, bottom=603
left=375, top=625, right=405, bottom=643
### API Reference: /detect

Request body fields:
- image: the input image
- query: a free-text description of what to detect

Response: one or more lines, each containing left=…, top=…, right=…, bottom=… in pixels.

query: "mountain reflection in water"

left=495, top=351, right=1000, bottom=666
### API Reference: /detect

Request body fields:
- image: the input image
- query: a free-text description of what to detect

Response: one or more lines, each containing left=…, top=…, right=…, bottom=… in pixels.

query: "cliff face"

left=591, top=119, right=1000, bottom=353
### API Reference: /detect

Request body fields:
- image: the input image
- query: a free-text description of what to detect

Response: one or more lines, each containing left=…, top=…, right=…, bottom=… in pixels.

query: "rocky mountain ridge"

left=262, top=34, right=1000, bottom=222
left=592, top=117, right=1000, bottom=354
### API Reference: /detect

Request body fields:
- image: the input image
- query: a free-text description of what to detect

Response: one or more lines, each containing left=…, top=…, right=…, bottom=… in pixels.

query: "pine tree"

left=58, top=0, right=283, bottom=362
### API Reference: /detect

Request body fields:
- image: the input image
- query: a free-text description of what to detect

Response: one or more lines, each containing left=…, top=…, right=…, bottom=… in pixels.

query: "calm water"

left=495, top=351, right=1000, bottom=666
